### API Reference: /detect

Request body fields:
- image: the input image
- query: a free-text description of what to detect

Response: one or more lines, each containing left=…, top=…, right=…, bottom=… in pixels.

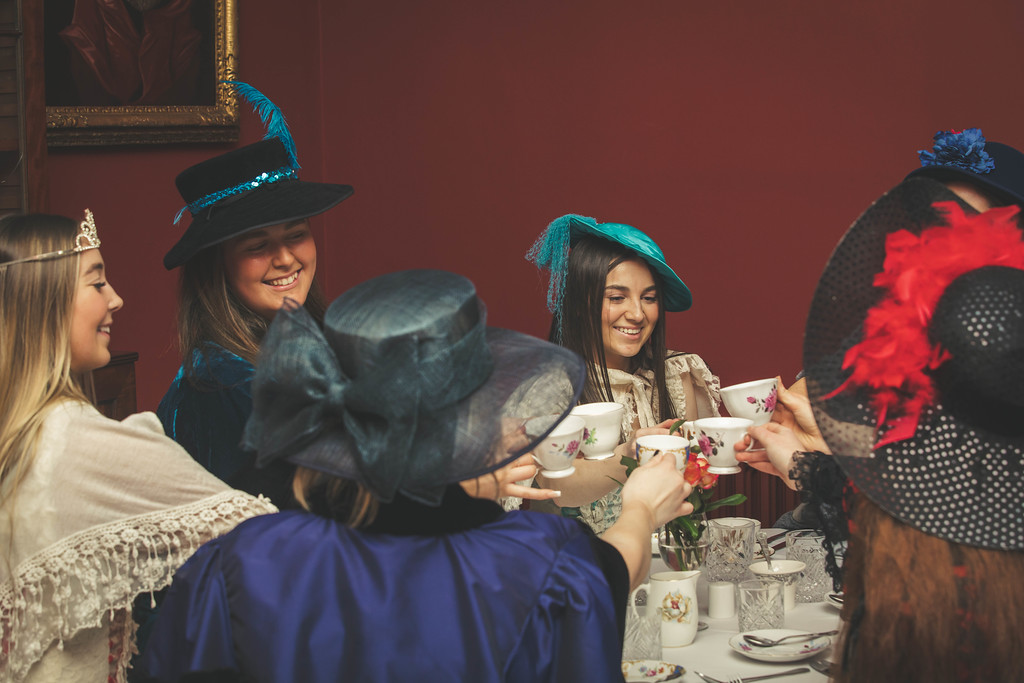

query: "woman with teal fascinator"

left=527, top=214, right=722, bottom=534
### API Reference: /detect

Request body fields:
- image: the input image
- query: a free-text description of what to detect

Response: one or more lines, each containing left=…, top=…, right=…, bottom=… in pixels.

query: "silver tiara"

left=0, top=209, right=101, bottom=268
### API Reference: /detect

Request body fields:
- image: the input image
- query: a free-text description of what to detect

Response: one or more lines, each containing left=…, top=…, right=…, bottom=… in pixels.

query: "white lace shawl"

left=0, top=401, right=277, bottom=682
left=577, top=352, right=721, bottom=534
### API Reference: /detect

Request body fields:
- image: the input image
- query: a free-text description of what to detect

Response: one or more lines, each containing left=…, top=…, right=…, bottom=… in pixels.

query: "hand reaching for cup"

left=769, top=377, right=830, bottom=453
left=735, top=422, right=806, bottom=490
left=604, top=452, right=694, bottom=587
left=620, top=451, right=694, bottom=527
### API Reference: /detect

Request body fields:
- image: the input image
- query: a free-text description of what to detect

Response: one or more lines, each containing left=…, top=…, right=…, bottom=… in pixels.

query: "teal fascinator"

left=526, top=214, right=692, bottom=326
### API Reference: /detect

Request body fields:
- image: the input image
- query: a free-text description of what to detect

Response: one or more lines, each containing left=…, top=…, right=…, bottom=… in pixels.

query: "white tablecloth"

left=642, top=530, right=841, bottom=683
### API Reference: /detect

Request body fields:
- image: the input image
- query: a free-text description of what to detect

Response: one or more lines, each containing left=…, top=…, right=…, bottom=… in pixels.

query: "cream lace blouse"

left=576, top=352, right=721, bottom=534
left=0, top=401, right=277, bottom=683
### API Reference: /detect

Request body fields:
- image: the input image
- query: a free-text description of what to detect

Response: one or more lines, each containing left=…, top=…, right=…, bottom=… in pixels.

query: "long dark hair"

left=835, top=494, right=1024, bottom=682
left=176, top=244, right=327, bottom=384
left=549, top=235, right=672, bottom=420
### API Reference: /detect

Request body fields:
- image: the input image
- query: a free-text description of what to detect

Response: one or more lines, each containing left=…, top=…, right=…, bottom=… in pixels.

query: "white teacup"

left=635, top=434, right=689, bottom=469
left=570, top=402, right=624, bottom=460
left=692, top=417, right=753, bottom=474
left=748, top=559, right=806, bottom=611
left=526, top=415, right=585, bottom=478
left=720, top=378, right=778, bottom=426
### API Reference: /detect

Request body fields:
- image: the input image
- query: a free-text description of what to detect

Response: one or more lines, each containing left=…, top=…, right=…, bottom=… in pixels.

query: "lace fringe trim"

left=0, top=490, right=275, bottom=682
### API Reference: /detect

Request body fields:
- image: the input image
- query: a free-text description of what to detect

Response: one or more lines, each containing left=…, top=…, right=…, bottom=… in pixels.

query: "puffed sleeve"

left=135, top=542, right=243, bottom=682
left=664, top=352, right=722, bottom=419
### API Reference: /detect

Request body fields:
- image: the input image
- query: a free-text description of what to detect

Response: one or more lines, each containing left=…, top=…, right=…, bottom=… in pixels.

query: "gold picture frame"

left=44, top=0, right=239, bottom=146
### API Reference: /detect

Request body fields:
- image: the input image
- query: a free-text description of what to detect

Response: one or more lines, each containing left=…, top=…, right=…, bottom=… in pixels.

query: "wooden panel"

left=92, top=352, right=139, bottom=421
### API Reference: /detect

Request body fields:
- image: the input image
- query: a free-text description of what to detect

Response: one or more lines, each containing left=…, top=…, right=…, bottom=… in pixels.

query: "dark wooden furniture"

left=92, top=352, right=139, bottom=420
left=0, top=0, right=46, bottom=212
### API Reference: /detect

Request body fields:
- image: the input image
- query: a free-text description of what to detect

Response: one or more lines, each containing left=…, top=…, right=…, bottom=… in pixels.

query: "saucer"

left=621, top=660, right=684, bottom=682
left=826, top=593, right=844, bottom=609
left=728, top=630, right=832, bottom=662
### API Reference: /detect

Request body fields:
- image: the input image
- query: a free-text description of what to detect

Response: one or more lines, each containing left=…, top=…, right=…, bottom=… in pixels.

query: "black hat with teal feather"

left=164, top=82, right=353, bottom=269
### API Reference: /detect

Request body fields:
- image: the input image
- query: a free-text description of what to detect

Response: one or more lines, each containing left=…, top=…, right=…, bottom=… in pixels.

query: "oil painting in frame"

left=44, top=0, right=239, bottom=146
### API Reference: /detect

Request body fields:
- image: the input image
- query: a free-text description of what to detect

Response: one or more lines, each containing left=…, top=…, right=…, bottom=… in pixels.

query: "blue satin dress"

left=138, top=490, right=627, bottom=683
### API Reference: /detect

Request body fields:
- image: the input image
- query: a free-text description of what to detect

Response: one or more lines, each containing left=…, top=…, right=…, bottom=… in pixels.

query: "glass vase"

left=658, top=517, right=710, bottom=571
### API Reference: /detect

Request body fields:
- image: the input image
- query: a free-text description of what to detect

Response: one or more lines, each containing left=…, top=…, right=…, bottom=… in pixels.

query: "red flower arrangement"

left=619, top=421, right=746, bottom=548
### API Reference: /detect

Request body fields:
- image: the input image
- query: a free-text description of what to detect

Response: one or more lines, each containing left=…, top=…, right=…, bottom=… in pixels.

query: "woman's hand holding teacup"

left=621, top=452, right=694, bottom=529
left=460, top=454, right=562, bottom=502
left=768, top=377, right=829, bottom=453
left=618, top=418, right=676, bottom=462
left=607, top=452, right=694, bottom=588
left=734, top=422, right=804, bottom=490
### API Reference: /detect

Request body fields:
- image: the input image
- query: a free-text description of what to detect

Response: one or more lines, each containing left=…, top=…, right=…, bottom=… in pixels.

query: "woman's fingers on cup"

left=747, top=423, right=802, bottom=489
left=513, top=483, right=561, bottom=501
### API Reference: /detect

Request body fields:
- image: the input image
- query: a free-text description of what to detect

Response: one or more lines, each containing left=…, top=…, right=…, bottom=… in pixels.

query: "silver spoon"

left=743, top=629, right=839, bottom=647
left=756, top=530, right=774, bottom=570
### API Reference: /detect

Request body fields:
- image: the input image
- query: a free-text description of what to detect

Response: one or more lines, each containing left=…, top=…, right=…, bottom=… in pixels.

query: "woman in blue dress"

left=139, top=269, right=694, bottom=683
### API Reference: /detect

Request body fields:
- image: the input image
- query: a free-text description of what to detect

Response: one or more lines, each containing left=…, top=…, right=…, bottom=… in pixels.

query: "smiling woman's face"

left=222, top=219, right=317, bottom=321
left=70, top=249, right=123, bottom=372
left=601, top=258, right=659, bottom=371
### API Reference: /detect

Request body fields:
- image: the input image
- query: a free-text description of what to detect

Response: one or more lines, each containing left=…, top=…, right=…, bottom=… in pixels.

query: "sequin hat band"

left=0, top=209, right=101, bottom=268
left=173, top=166, right=299, bottom=225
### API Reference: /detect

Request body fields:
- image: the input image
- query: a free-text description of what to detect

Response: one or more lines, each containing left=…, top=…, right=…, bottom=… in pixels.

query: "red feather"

left=834, top=202, right=1024, bottom=448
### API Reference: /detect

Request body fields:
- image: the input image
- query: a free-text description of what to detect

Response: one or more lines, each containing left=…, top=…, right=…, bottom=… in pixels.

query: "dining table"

left=633, top=529, right=842, bottom=683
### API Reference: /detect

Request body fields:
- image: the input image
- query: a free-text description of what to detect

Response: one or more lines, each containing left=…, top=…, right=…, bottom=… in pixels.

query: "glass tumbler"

left=785, top=530, right=830, bottom=603
left=736, top=579, right=784, bottom=631
left=705, top=518, right=755, bottom=583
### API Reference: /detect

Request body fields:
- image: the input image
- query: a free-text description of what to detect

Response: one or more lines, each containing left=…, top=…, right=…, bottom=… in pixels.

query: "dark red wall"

left=48, top=0, right=1024, bottom=412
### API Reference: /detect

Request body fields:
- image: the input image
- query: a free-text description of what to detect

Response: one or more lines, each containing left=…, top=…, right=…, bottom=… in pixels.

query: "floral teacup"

left=570, top=402, right=624, bottom=460
left=526, top=415, right=585, bottom=478
left=720, top=378, right=778, bottom=427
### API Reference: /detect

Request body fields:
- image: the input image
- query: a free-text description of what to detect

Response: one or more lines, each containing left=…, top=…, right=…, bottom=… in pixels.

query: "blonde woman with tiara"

left=0, top=212, right=275, bottom=682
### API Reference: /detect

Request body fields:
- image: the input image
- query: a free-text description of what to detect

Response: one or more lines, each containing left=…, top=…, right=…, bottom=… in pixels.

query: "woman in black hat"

left=157, top=84, right=353, bottom=508
left=742, top=176, right=1024, bottom=682
left=138, top=269, right=693, bottom=683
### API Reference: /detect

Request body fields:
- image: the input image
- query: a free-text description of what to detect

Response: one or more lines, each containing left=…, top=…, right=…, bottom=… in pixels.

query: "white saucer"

left=582, top=452, right=616, bottom=461
left=621, top=660, right=685, bottom=682
left=826, top=593, right=844, bottom=609
left=728, top=630, right=832, bottom=662
left=540, top=465, right=575, bottom=478
left=707, top=465, right=742, bottom=475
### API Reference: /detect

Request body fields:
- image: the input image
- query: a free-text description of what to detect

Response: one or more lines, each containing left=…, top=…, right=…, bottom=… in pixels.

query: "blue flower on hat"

left=918, top=128, right=995, bottom=174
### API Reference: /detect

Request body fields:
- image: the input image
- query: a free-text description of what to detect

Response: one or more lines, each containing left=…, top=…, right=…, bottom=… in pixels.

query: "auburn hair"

left=834, top=494, right=1024, bottom=682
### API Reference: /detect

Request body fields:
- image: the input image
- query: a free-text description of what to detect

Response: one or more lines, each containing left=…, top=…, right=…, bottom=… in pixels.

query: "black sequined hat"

left=804, top=177, right=1024, bottom=550
left=164, top=83, right=353, bottom=270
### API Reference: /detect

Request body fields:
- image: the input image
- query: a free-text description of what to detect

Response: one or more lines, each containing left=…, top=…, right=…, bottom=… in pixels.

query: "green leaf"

left=703, top=493, right=747, bottom=513
left=619, top=454, right=639, bottom=477
left=668, top=419, right=686, bottom=436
